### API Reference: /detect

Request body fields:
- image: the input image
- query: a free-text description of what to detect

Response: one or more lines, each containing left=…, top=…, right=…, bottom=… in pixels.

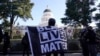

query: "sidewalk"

left=0, top=53, right=100, bottom=56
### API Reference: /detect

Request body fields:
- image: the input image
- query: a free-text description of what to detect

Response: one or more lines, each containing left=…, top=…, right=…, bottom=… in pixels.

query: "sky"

left=15, top=0, right=100, bottom=27
left=16, top=0, right=66, bottom=26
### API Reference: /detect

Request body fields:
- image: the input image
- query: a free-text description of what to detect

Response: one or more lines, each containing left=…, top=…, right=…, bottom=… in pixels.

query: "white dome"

left=39, top=7, right=55, bottom=26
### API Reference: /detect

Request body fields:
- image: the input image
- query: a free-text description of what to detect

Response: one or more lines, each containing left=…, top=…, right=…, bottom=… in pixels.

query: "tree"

left=0, top=0, right=34, bottom=38
left=1, top=19, right=10, bottom=32
left=61, top=17, right=69, bottom=25
left=94, top=3, right=100, bottom=29
left=61, top=0, right=96, bottom=26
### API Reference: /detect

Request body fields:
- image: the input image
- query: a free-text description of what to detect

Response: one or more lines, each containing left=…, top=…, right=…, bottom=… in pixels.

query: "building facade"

left=39, top=6, right=55, bottom=26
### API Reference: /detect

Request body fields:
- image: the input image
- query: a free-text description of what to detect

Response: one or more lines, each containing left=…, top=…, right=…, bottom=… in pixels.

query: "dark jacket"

left=4, top=32, right=10, bottom=44
left=85, top=29, right=97, bottom=44
left=0, top=28, right=3, bottom=43
left=21, top=33, right=29, bottom=46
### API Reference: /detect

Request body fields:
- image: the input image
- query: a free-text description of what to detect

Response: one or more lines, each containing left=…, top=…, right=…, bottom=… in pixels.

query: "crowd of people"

left=79, top=25, right=100, bottom=56
left=0, top=18, right=99, bottom=56
left=20, top=18, right=100, bottom=56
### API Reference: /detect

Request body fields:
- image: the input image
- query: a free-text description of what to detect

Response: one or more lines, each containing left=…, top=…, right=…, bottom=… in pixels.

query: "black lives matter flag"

left=27, top=26, right=67, bottom=56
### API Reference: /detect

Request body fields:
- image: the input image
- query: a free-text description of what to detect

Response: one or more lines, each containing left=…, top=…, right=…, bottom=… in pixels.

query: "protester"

left=85, top=26, right=97, bottom=56
left=0, top=27, right=3, bottom=43
left=79, top=26, right=98, bottom=56
left=46, top=18, right=64, bottom=56
left=3, top=32, right=10, bottom=55
left=79, top=26, right=89, bottom=56
left=21, top=32, right=30, bottom=56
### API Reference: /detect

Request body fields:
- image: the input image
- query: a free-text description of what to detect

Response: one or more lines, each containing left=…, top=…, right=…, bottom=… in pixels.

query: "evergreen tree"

left=61, top=0, right=96, bottom=26
left=94, top=3, right=100, bottom=28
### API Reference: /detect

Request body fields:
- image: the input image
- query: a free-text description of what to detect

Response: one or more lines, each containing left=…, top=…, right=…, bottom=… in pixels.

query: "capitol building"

left=13, top=6, right=57, bottom=36
left=39, top=6, right=56, bottom=26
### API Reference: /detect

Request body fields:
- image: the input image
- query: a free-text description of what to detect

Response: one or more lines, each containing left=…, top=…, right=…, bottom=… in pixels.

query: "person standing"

left=0, top=27, right=3, bottom=43
left=3, top=32, right=10, bottom=55
left=21, top=32, right=30, bottom=56
left=79, top=26, right=89, bottom=56
left=46, top=18, right=64, bottom=56
left=85, top=26, right=97, bottom=56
